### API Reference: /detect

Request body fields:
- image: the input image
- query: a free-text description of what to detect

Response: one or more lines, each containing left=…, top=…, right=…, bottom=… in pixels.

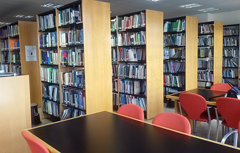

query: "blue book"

left=78, top=90, right=83, bottom=109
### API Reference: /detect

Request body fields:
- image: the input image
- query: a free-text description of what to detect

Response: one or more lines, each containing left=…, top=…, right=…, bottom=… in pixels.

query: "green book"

left=172, top=22, right=178, bottom=31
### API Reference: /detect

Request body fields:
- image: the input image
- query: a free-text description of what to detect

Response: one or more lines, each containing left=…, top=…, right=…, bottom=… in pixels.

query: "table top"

left=28, top=111, right=239, bottom=153
left=166, top=88, right=227, bottom=106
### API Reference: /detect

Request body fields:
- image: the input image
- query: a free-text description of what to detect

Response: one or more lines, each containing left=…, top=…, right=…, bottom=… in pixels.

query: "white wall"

left=192, top=10, right=240, bottom=25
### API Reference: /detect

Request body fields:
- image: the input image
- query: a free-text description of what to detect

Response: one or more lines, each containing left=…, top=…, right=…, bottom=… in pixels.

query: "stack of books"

left=60, top=48, right=84, bottom=66
left=41, top=50, right=58, bottom=65
left=120, top=94, right=146, bottom=111
left=61, top=70, right=84, bottom=88
left=117, top=31, right=146, bottom=46
left=39, top=32, right=57, bottom=47
left=40, top=67, right=59, bottom=83
left=59, top=5, right=82, bottom=26
left=42, top=85, right=59, bottom=102
left=118, top=48, right=146, bottom=62
left=118, top=64, right=146, bottom=79
left=8, top=24, right=18, bottom=37
left=61, top=108, right=85, bottom=120
left=59, top=29, right=83, bottom=47
left=62, top=88, right=86, bottom=110
left=39, top=13, right=55, bottom=31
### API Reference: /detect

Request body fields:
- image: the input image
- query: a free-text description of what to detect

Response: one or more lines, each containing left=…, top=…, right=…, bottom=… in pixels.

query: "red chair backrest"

left=22, top=131, right=49, bottom=153
left=217, top=97, right=240, bottom=129
left=152, top=112, right=191, bottom=134
left=238, top=121, right=240, bottom=137
left=210, top=83, right=231, bottom=92
left=179, top=92, right=207, bottom=120
left=117, top=104, right=144, bottom=121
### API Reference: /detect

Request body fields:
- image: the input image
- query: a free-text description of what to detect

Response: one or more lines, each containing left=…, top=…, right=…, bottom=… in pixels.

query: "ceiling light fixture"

left=179, top=3, right=202, bottom=9
left=151, top=0, right=159, bottom=2
left=14, top=15, right=34, bottom=18
left=0, top=22, right=10, bottom=25
left=198, top=7, right=219, bottom=12
left=41, top=2, right=63, bottom=8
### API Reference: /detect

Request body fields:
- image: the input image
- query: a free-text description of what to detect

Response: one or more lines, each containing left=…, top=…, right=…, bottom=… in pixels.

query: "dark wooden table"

left=27, top=111, right=239, bottom=153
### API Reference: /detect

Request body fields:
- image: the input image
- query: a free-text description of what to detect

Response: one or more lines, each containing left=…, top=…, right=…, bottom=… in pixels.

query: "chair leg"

left=233, top=131, right=238, bottom=147
left=178, top=102, right=183, bottom=115
left=215, top=108, right=220, bottom=141
left=222, top=126, right=225, bottom=139
left=221, top=130, right=238, bottom=145
left=193, top=120, right=197, bottom=134
left=207, top=120, right=211, bottom=139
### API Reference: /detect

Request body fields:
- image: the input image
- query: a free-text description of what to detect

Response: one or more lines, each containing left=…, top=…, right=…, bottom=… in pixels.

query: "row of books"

left=223, top=59, right=238, bottom=67
left=8, top=25, right=18, bottom=37
left=39, top=13, right=55, bottom=31
left=118, top=64, right=146, bottom=79
left=223, top=37, right=238, bottom=46
left=119, top=12, right=146, bottom=31
left=42, top=100, right=60, bottom=118
left=60, top=48, right=84, bottom=66
left=223, top=48, right=238, bottom=57
left=164, top=74, right=185, bottom=88
left=59, top=29, right=83, bottom=46
left=112, top=48, right=117, bottom=62
left=223, top=27, right=239, bottom=36
left=198, top=71, right=213, bottom=82
left=62, top=88, right=86, bottom=110
left=118, top=79, right=146, bottom=95
left=112, top=65, right=117, bottom=77
left=198, top=36, right=214, bottom=46
left=164, top=19, right=186, bottom=32
left=199, top=24, right=214, bottom=34
left=223, top=69, right=237, bottom=78
left=42, top=85, right=59, bottom=102
left=0, top=64, right=10, bottom=72
left=12, top=65, right=21, bottom=75
left=117, top=31, right=146, bottom=46
left=113, top=93, right=118, bottom=106
left=2, top=52, right=9, bottom=63
left=113, top=79, right=118, bottom=92
left=41, top=67, right=59, bottom=83
left=120, top=94, right=146, bottom=111
left=164, top=34, right=186, bottom=46
left=199, top=48, right=213, bottom=58
left=164, top=48, right=185, bottom=59
left=11, top=52, right=20, bottom=63
left=118, top=47, right=146, bottom=62
left=61, top=108, right=85, bottom=120
left=0, top=40, right=9, bottom=51
left=0, top=29, right=7, bottom=38
left=59, top=5, right=82, bottom=26
left=60, top=70, right=85, bottom=88
left=10, top=39, right=20, bottom=50
left=111, top=12, right=145, bottom=32
left=164, top=61, right=185, bottom=73
left=198, top=60, right=213, bottom=69
left=39, top=32, right=57, bottom=48
left=41, top=50, right=58, bottom=65
left=111, top=35, right=116, bottom=47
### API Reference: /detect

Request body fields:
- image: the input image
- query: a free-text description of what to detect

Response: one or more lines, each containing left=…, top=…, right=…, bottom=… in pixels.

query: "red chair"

left=22, top=131, right=49, bottom=153
left=216, top=97, right=240, bottom=146
left=210, top=83, right=231, bottom=92
left=179, top=92, right=215, bottom=139
left=152, top=112, right=191, bottom=134
left=117, top=104, right=144, bottom=121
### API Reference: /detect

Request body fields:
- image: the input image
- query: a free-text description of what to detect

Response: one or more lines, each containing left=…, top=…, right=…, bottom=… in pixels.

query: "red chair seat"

left=184, top=109, right=216, bottom=122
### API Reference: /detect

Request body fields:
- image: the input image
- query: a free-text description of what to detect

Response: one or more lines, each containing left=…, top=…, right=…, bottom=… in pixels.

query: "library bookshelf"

left=111, top=10, right=164, bottom=119
left=0, top=21, right=41, bottom=107
left=222, top=24, right=239, bottom=86
left=164, top=16, right=198, bottom=97
left=198, top=21, right=223, bottom=88
left=37, top=0, right=112, bottom=121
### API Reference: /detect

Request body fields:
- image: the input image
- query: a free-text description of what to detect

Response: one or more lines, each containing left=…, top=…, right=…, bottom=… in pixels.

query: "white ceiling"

left=0, top=0, right=240, bottom=27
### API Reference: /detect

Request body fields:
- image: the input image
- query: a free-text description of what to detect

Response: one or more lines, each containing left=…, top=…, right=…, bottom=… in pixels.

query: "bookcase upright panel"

left=214, top=21, right=223, bottom=84
left=82, top=0, right=112, bottom=113
left=18, top=21, right=41, bottom=106
left=185, top=16, right=198, bottom=90
left=146, top=9, right=164, bottom=119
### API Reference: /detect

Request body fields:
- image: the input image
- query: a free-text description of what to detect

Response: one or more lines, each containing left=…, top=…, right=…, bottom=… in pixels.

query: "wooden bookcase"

left=37, top=0, right=112, bottom=120
left=222, top=24, right=239, bottom=86
left=0, top=21, right=41, bottom=106
left=164, top=16, right=198, bottom=97
left=198, top=21, right=223, bottom=88
left=111, top=10, right=164, bottom=119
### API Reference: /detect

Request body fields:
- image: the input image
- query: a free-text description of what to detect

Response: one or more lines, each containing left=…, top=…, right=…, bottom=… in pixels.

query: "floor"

left=35, top=105, right=239, bottom=147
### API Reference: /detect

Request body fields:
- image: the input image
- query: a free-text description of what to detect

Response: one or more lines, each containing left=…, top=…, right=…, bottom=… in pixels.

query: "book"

left=60, top=28, right=83, bottom=47
left=61, top=70, right=85, bottom=88
left=61, top=108, right=85, bottom=120
left=119, top=94, right=146, bottom=111
left=11, top=52, right=20, bottom=63
left=198, top=36, right=214, bottom=46
left=12, top=65, right=21, bottom=75
left=60, top=48, right=84, bottom=66
left=8, top=24, right=18, bottom=37
left=164, top=74, right=185, bottom=88
left=118, top=47, right=146, bottom=62
left=41, top=50, right=58, bottom=65
left=42, top=99, right=60, bottom=117
left=224, top=26, right=239, bottom=36
left=0, top=40, right=9, bottom=51
left=118, top=79, right=146, bottom=95
left=164, top=34, right=185, bottom=46
left=39, top=13, right=55, bottom=31
left=117, top=31, right=146, bottom=46
left=0, top=64, right=10, bottom=73
left=39, top=32, right=57, bottom=47
left=40, top=67, right=59, bottom=83
left=59, top=5, right=82, bottom=26
left=198, top=71, right=213, bottom=82
left=0, top=28, right=8, bottom=38
left=199, top=24, right=214, bottom=34
left=118, top=64, right=146, bottom=79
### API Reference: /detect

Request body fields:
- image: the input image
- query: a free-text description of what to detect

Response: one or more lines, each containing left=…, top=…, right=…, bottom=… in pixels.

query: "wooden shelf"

left=40, top=47, right=57, bottom=50
left=62, top=104, right=86, bottom=112
left=42, top=97, right=60, bottom=103
left=39, top=27, right=56, bottom=32
left=198, top=33, right=214, bottom=36
left=58, top=22, right=83, bottom=28
left=59, top=44, right=84, bottom=48
left=10, top=49, right=20, bottom=52
left=41, top=81, right=59, bottom=85
left=119, top=92, right=146, bottom=98
left=118, top=27, right=145, bottom=32
left=164, top=30, right=185, bottom=34
left=61, top=85, right=85, bottom=90
left=41, top=64, right=58, bottom=67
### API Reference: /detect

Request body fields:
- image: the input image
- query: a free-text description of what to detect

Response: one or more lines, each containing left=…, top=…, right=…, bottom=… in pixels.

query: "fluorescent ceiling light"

left=198, top=7, right=219, bottom=12
left=14, top=15, right=34, bottom=18
left=151, top=0, right=159, bottom=2
left=0, top=22, right=10, bottom=25
left=41, top=2, right=63, bottom=8
left=179, top=3, right=202, bottom=9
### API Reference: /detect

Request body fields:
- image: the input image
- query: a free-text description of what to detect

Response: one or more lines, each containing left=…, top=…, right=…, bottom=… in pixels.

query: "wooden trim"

left=185, top=16, right=198, bottom=90
left=214, top=21, right=223, bottom=84
left=146, top=9, right=164, bottom=119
